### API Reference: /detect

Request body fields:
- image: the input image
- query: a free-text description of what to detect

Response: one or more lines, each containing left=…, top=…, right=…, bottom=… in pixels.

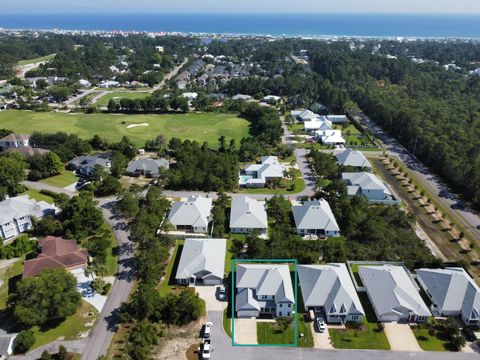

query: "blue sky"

left=3, top=0, right=480, bottom=14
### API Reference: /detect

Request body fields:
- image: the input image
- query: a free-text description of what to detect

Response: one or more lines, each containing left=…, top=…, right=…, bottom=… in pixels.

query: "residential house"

left=303, top=117, right=333, bottom=133
left=0, top=133, right=30, bottom=149
left=78, top=79, right=92, bottom=88
left=298, top=264, right=364, bottom=323
left=126, top=158, right=169, bottom=178
left=315, top=129, right=346, bottom=145
left=182, top=92, right=198, bottom=101
left=326, top=115, right=348, bottom=124
left=359, top=265, right=431, bottom=323
left=416, top=267, right=480, bottom=326
left=291, top=109, right=318, bottom=123
left=0, top=195, right=58, bottom=240
left=341, top=172, right=399, bottom=204
left=22, top=236, right=88, bottom=278
left=5, top=146, right=49, bottom=158
left=67, top=154, right=111, bottom=177
left=175, top=238, right=226, bottom=285
left=240, top=156, right=285, bottom=188
left=155, top=46, right=164, bottom=53
left=176, top=80, right=188, bottom=90
left=229, top=196, right=268, bottom=237
left=335, top=148, right=372, bottom=170
left=167, top=195, right=213, bottom=234
left=292, top=199, right=340, bottom=238
left=262, top=95, right=281, bottom=103
left=236, top=264, right=295, bottom=318
left=232, top=94, right=253, bottom=101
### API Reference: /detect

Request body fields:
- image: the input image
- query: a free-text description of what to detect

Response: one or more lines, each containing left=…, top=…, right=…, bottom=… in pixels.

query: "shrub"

left=14, top=329, right=36, bottom=354
left=103, top=282, right=112, bottom=295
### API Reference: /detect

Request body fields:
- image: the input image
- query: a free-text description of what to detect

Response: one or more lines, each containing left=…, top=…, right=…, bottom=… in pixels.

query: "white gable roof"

left=230, top=196, right=268, bottom=230
left=298, top=264, right=364, bottom=315
left=342, top=172, right=391, bottom=194
left=236, top=264, right=294, bottom=303
left=359, top=265, right=431, bottom=318
left=292, top=199, right=340, bottom=233
left=316, top=129, right=345, bottom=144
left=0, top=195, right=58, bottom=225
left=335, top=148, right=372, bottom=169
left=175, top=238, right=226, bottom=280
left=417, top=267, right=480, bottom=318
left=168, top=195, right=213, bottom=228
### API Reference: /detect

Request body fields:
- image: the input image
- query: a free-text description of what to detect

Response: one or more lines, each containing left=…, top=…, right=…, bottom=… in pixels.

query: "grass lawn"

left=297, top=318, right=314, bottom=348
left=225, top=239, right=235, bottom=274
left=24, top=188, right=55, bottom=204
left=39, top=171, right=79, bottom=188
left=103, top=225, right=119, bottom=276
left=158, top=240, right=184, bottom=296
left=31, top=300, right=98, bottom=349
left=257, top=321, right=296, bottom=345
left=0, top=258, right=24, bottom=309
left=239, top=172, right=306, bottom=195
left=95, top=91, right=150, bottom=107
left=223, top=307, right=232, bottom=338
left=329, top=293, right=390, bottom=350
left=0, top=110, right=250, bottom=148
left=17, top=54, right=56, bottom=66
left=411, top=319, right=454, bottom=351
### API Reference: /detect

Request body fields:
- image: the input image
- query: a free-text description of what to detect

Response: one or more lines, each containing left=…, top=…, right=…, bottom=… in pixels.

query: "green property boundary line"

left=230, top=258, right=298, bottom=347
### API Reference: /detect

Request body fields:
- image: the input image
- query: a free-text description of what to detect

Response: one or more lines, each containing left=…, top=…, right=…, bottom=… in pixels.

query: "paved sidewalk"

left=10, top=340, right=87, bottom=360
left=310, top=323, right=334, bottom=349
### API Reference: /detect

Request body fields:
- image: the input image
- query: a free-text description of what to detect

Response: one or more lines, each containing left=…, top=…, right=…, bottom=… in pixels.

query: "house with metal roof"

left=291, top=109, right=319, bottom=122
left=0, top=195, right=58, bottom=240
left=292, top=199, right=340, bottom=238
left=236, top=264, right=294, bottom=318
left=303, top=116, right=333, bottom=133
left=67, top=154, right=111, bottom=177
left=315, top=129, right=346, bottom=145
left=175, top=238, right=226, bottom=285
left=341, top=172, right=399, bottom=204
left=240, top=156, right=285, bottom=188
left=359, top=265, right=431, bottom=323
left=326, top=115, right=348, bottom=124
left=335, top=148, right=372, bottom=170
left=298, top=264, right=364, bottom=323
left=0, top=133, right=30, bottom=149
left=416, top=267, right=480, bottom=326
left=126, top=158, right=169, bottom=178
left=167, top=195, right=213, bottom=234
left=229, top=196, right=268, bottom=237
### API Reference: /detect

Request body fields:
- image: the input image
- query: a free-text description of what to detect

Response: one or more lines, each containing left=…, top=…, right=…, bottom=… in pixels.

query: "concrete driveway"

left=195, top=285, right=227, bottom=312
left=234, top=318, right=258, bottom=345
left=310, top=322, right=334, bottom=349
left=71, top=268, right=107, bottom=312
left=384, top=323, right=422, bottom=352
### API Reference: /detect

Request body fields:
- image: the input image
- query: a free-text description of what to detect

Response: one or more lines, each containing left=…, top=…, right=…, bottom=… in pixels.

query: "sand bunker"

left=127, top=123, right=149, bottom=129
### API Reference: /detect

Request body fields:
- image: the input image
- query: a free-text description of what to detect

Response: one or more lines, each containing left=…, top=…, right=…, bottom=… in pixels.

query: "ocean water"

left=0, top=13, right=480, bottom=38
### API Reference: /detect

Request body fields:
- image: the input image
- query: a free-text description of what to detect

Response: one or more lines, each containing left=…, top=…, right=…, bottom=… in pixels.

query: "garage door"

left=203, top=277, right=221, bottom=285
left=237, top=310, right=259, bottom=318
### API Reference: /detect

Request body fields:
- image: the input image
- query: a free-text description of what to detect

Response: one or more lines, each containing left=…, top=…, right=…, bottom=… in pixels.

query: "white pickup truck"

left=202, top=339, right=212, bottom=359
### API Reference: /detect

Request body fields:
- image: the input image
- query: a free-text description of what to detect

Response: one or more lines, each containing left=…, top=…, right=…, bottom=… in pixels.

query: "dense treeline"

left=165, top=137, right=239, bottom=191
left=305, top=42, right=480, bottom=209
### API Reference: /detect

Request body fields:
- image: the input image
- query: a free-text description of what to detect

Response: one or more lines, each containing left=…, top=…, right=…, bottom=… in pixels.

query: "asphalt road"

left=207, top=311, right=477, bottom=360
left=357, top=112, right=480, bottom=242
left=22, top=180, right=76, bottom=197
left=81, top=197, right=135, bottom=360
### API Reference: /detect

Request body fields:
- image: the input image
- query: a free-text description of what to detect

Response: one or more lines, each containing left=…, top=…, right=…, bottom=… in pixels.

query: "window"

left=287, top=312, right=290, bottom=316
left=279, top=303, right=283, bottom=308
left=279, top=312, right=283, bottom=316
left=288, top=303, right=291, bottom=308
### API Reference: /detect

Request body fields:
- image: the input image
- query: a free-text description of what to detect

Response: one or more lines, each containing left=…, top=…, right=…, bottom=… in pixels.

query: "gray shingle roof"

left=168, top=195, right=213, bottom=228
left=298, top=264, right=364, bottom=315
left=292, top=199, right=340, bottom=233
left=0, top=195, right=58, bottom=225
left=175, top=238, right=226, bottom=280
left=236, top=264, right=294, bottom=303
left=335, top=148, right=372, bottom=169
left=229, top=196, right=268, bottom=230
left=359, top=265, right=431, bottom=318
left=126, top=158, right=169, bottom=176
left=417, top=267, right=480, bottom=317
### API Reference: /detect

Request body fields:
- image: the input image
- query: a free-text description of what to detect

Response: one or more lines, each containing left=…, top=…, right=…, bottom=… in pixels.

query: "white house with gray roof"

left=335, top=148, right=372, bottom=170
left=126, top=158, right=169, bottom=178
left=240, top=156, right=285, bottom=188
left=236, top=264, right=294, bottom=318
left=167, top=195, right=213, bottom=233
left=342, top=172, right=399, bottom=204
left=291, top=109, right=319, bottom=123
left=175, top=238, right=226, bottom=285
left=416, top=267, right=480, bottom=326
left=359, top=265, right=431, bottom=323
left=292, top=199, right=340, bottom=238
left=0, top=133, right=30, bottom=149
left=0, top=195, right=58, bottom=240
left=67, top=154, right=111, bottom=177
left=298, top=264, right=364, bottom=323
left=229, top=196, right=268, bottom=236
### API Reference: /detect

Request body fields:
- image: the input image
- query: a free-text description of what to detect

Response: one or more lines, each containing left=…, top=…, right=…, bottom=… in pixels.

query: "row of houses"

left=173, top=239, right=480, bottom=327
left=291, top=110, right=349, bottom=146
left=166, top=195, right=340, bottom=238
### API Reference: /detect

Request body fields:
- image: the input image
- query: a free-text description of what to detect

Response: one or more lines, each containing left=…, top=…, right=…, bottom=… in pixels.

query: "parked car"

left=203, top=322, right=213, bottom=338
left=218, top=285, right=226, bottom=300
left=316, top=317, right=326, bottom=333
left=202, top=339, right=212, bottom=359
